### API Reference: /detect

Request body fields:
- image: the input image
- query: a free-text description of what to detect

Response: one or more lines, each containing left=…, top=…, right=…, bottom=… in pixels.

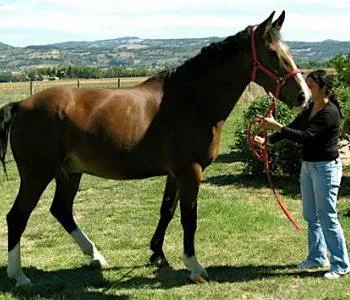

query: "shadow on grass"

left=113, top=263, right=326, bottom=287
left=0, top=263, right=326, bottom=297
left=0, top=265, right=128, bottom=299
left=214, top=153, right=236, bottom=164
left=203, top=173, right=300, bottom=197
left=206, top=264, right=326, bottom=283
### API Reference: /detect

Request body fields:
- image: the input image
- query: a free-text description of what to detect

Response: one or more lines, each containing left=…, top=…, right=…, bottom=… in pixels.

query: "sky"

left=0, top=0, right=349, bottom=47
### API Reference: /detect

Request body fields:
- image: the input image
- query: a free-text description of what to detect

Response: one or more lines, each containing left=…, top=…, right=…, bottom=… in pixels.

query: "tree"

left=330, top=53, right=350, bottom=87
left=330, top=54, right=350, bottom=142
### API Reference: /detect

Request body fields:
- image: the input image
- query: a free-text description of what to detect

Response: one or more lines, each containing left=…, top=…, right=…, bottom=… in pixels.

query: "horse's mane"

left=149, top=25, right=281, bottom=83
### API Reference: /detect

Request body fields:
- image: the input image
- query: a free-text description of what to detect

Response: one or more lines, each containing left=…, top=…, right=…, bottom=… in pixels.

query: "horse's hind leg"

left=150, top=174, right=178, bottom=267
left=7, top=167, right=54, bottom=287
left=50, top=170, right=108, bottom=269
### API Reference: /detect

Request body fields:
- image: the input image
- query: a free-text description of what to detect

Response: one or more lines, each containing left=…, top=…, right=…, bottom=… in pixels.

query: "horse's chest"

left=207, top=135, right=220, bottom=162
left=201, top=123, right=223, bottom=166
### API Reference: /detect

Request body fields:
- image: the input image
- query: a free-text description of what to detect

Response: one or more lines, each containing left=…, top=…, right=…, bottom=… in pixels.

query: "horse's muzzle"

left=296, top=91, right=309, bottom=109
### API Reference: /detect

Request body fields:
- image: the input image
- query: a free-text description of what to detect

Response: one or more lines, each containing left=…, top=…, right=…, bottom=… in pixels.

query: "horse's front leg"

left=150, top=174, right=178, bottom=267
left=176, top=163, right=209, bottom=283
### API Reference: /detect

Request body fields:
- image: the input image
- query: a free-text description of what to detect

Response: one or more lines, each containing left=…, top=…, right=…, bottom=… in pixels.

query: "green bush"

left=338, top=86, right=350, bottom=141
left=330, top=54, right=350, bottom=87
left=232, top=96, right=302, bottom=176
left=330, top=54, right=350, bottom=142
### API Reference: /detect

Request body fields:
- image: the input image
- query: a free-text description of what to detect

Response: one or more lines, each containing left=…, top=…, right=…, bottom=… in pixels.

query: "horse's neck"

left=177, top=67, right=250, bottom=123
left=210, top=73, right=250, bottom=121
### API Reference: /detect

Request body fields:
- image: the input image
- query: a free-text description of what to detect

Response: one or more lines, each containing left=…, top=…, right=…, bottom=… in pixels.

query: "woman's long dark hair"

left=306, top=69, right=342, bottom=116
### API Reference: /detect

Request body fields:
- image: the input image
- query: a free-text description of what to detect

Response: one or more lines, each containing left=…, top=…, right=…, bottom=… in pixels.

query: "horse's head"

left=251, top=11, right=310, bottom=109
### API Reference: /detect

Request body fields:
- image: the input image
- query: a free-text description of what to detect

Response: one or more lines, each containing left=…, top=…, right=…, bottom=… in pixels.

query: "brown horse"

left=1, top=11, right=310, bottom=287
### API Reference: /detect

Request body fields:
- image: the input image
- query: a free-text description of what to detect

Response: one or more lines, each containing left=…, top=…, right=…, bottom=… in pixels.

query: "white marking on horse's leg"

left=71, top=227, right=108, bottom=268
left=183, top=254, right=208, bottom=283
left=7, top=243, right=32, bottom=287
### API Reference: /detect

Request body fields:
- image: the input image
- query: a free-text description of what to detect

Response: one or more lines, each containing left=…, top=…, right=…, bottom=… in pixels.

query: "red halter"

left=246, top=26, right=303, bottom=232
left=250, top=25, right=302, bottom=99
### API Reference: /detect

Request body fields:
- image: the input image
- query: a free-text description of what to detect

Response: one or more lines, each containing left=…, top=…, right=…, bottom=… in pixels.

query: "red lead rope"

left=247, top=98, right=302, bottom=232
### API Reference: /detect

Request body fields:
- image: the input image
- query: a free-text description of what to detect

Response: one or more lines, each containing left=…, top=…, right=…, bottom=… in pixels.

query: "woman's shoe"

left=297, top=260, right=330, bottom=270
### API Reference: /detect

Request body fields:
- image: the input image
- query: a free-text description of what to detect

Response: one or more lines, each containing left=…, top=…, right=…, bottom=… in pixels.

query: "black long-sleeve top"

left=269, top=101, right=340, bottom=162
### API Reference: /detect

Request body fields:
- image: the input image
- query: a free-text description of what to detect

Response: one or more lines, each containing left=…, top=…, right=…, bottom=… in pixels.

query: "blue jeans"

left=300, top=159, right=350, bottom=273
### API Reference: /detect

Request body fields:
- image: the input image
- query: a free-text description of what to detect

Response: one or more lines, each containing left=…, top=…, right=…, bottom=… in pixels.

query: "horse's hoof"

left=90, top=259, right=108, bottom=269
left=190, top=271, right=210, bottom=284
left=150, top=253, right=170, bottom=267
left=15, top=276, right=32, bottom=288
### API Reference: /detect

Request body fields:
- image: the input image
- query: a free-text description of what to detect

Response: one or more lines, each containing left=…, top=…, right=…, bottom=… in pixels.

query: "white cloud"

left=0, top=0, right=349, bottom=46
left=282, top=13, right=350, bottom=41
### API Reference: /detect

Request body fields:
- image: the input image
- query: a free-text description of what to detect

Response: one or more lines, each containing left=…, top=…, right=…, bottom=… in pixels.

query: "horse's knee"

left=50, top=203, right=76, bottom=233
left=50, top=202, right=63, bottom=221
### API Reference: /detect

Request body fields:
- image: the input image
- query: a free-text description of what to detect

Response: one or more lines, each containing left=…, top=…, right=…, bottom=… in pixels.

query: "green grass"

left=0, top=80, right=350, bottom=299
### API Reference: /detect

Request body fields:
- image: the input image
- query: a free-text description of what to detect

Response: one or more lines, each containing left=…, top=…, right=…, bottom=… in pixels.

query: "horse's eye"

left=268, top=50, right=278, bottom=59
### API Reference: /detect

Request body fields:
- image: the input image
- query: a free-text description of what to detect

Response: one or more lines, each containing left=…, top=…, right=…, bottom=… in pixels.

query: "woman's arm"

left=280, top=110, right=335, bottom=143
left=264, top=109, right=336, bottom=144
left=265, top=113, right=304, bottom=144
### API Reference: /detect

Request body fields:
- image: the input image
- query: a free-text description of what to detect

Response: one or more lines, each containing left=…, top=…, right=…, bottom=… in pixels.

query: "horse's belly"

left=61, top=151, right=166, bottom=180
left=86, top=168, right=167, bottom=180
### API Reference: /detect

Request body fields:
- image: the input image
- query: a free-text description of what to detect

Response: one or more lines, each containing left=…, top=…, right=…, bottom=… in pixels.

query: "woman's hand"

left=261, top=115, right=283, bottom=132
left=253, top=135, right=265, bottom=145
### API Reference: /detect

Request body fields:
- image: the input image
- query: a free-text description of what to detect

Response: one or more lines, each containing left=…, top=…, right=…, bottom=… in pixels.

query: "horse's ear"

left=272, top=10, right=285, bottom=31
left=256, top=11, right=275, bottom=37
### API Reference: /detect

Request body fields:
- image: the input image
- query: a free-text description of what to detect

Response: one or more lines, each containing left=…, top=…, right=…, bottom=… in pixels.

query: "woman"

left=255, top=69, right=350, bottom=279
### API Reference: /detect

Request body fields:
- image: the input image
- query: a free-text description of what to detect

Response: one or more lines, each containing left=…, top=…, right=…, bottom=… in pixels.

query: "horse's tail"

left=0, top=102, right=20, bottom=175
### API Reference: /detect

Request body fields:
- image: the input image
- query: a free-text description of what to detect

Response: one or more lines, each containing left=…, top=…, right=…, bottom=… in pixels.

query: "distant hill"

left=0, top=42, right=14, bottom=51
left=287, top=40, right=350, bottom=63
left=0, top=37, right=349, bottom=72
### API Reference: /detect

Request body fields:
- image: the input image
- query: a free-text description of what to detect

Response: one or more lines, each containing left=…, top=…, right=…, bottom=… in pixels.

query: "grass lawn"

left=0, top=80, right=349, bottom=299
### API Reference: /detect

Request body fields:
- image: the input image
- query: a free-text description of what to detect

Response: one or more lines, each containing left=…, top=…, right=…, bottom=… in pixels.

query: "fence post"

left=77, top=80, right=80, bottom=88
left=30, top=80, right=34, bottom=96
left=117, top=78, right=120, bottom=88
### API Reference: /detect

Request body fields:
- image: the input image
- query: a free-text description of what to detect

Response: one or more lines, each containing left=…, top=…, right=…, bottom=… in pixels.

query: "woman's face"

left=306, top=76, right=326, bottom=98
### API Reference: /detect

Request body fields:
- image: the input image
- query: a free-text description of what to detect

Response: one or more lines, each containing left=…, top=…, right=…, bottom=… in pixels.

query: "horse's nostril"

left=298, top=92, right=306, bottom=105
